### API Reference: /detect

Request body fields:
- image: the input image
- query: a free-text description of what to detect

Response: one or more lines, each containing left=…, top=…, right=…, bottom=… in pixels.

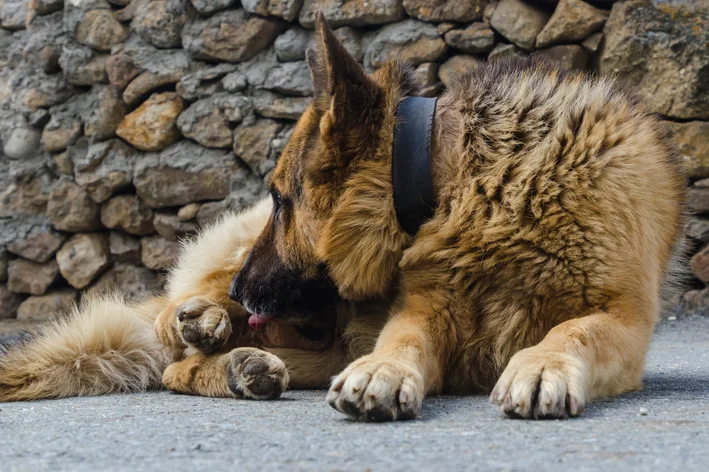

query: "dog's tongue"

left=248, top=313, right=273, bottom=330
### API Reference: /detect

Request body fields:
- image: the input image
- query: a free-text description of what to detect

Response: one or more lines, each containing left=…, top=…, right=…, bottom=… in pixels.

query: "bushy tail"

left=0, top=294, right=173, bottom=402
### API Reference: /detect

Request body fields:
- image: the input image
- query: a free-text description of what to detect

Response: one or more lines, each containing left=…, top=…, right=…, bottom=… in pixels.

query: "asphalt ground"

left=1, top=317, right=708, bottom=472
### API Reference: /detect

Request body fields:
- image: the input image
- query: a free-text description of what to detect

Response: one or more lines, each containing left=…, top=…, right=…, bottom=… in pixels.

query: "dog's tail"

left=0, top=294, right=173, bottom=402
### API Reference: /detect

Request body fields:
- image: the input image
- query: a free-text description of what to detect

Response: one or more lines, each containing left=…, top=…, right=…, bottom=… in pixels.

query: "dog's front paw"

left=326, top=355, right=424, bottom=422
left=490, top=347, right=586, bottom=419
left=176, top=296, right=232, bottom=354
left=226, top=348, right=289, bottom=400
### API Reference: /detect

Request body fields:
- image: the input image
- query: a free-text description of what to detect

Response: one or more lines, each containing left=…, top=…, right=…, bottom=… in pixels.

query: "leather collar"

left=392, top=96, right=438, bottom=236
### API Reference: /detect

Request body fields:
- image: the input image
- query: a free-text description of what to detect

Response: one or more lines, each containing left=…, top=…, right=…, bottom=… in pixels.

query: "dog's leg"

left=490, top=300, right=654, bottom=419
left=162, top=347, right=289, bottom=400
left=326, top=290, right=451, bottom=421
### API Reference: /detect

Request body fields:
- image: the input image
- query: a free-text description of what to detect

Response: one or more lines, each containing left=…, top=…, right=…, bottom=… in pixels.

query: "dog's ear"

left=306, top=12, right=379, bottom=120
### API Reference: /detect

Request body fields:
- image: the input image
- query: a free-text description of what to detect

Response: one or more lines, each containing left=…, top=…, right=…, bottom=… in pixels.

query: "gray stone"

left=581, top=32, right=603, bottom=54
left=56, top=233, right=111, bottom=289
left=487, top=43, right=520, bottom=61
left=536, top=0, right=609, bottom=49
left=59, top=41, right=109, bottom=86
left=113, top=0, right=150, bottom=22
left=134, top=141, right=239, bottom=208
left=84, top=86, right=126, bottom=140
left=414, top=62, right=439, bottom=88
left=74, top=9, right=129, bottom=51
left=46, top=179, right=102, bottom=232
left=686, top=217, right=709, bottom=244
left=3, top=127, right=41, bottom=160
left=141, top=235, right=180, bottom=270
left=94, top=264, right=165, bottom=301
left=28, top=109, right=51, bottom=129
left=483, top=1, right=499, bottom=23
left=0, top=169, right=55, bottom=218
left=96, top=264, right=166, bottom=301
left=490, top=0, right=550, bottom=51
left=34, top=0, right=64, bottom=15
left=52, top=152, right=74, bottom=176
left=403, top=0, right=485, bottom=22
left=439, top=55, right=482, bottom=89
left=7, top=259, right=59, bottom=295
left=299, top=0, right=404, bottom=28
left=116, top=35, right=192, bottom=75
left=665, top=121, right=709, bottom=180
left=364, top=20, right=447, bottom=70
left=533, top=45, right=589, bottom=71
left=100, top=195, right=155, bottom=236
left=105, top=53, right=140, bottom=91
left=0, top=0, right=28, bottom=30
left=233, top=119, right=284, bottom=177
left=153, top=212, right=198, bottom=241
left=599, top=1, right=709, bottom=119
left=0, top=285, right=22, bottom=319
left=691, top=244, right=709, bottom=283
left=444, top=23, right=495, bottom=54
left=6, top=223, right=66, bottom=263
left=177, top=203, right=201, bottom=221
left=196, top=200, right=228, bottom=228
left=253, top=91, right=309, bottom=121
left=5, top=64, right=76, bottom=112
left=176, top=63, right=238, bottom=101
left=109, top=231, right=142, bottom=264
left=42, top=98, right=84, bottom=153
left=262, top=61, right=313, bottom=96
left=16, top=289, right=78, bottom=321
left=688, top=188, right=709, bottom=215
left=177, top=93, right=253, bottom=148
left=417, top=83, right=443, bottom=98
left=274, top=27, right=312, bottom=62
left=123, top=71, right=186, bottom=107
left=131, top=0, right=191, bottom=49
left=242, top=0, right=303, bottom=21
left=73, top=139, right=135, bottom=203
left=189, top=0, right=237, bottom=15
left=182, top=10, right=284, bottom=63
left=116, top=92, right=184, bottom=152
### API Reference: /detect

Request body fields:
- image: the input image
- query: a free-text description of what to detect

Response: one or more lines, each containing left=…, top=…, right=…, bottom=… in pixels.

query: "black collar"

left=392, top=96, right=438, bottom=236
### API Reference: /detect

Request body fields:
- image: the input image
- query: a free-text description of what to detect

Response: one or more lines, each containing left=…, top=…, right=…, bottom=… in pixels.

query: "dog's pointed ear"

left=306, top=12, right=379, bottom=117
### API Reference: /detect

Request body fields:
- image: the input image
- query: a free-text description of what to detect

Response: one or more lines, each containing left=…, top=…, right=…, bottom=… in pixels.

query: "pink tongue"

left=248, top=314, right=273, bottom=329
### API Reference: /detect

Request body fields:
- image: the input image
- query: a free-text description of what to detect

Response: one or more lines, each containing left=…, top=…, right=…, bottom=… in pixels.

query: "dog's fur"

left=231, top=14, right=687, bottom=421
left=0, top=199, right=385, bottom=402
left=0, top=16, right=685, bottom=422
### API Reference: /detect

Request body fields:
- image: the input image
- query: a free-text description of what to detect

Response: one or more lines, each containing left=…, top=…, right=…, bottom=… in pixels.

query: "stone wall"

left=1, top=0, right=708, bottom=323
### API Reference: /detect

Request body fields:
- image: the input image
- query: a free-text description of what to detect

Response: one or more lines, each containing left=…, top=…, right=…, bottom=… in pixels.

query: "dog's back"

left=414, top=59, right=686, bottom=392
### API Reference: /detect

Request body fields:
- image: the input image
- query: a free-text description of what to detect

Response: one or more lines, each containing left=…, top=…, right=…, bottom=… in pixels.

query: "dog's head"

left=230, top=12, right=418, bottom=319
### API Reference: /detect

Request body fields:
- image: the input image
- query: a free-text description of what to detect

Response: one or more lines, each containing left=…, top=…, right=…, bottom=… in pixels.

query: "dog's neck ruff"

left=392, top=96, right=438, bottom=236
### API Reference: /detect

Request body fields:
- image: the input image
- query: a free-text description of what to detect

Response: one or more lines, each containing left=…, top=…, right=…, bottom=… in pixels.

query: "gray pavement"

left=1, top=317, right=708, bottom=472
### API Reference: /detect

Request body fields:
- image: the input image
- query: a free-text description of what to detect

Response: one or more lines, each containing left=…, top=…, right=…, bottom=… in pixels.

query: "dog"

left=1, top=15, right=685, bottom=422
left=0, top=199, right=387, bottom=402
left=229, top=12, right=686, bottom=421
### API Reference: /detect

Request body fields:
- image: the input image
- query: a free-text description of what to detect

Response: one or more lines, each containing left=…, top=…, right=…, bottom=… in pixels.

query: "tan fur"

left=239, top=13, right=686, bottom=420
left=0, top=201, right=383, bottom=402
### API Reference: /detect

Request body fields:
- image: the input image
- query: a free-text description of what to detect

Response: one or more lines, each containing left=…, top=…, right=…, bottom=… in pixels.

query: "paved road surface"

left=1, top=317, right=708, bottom=472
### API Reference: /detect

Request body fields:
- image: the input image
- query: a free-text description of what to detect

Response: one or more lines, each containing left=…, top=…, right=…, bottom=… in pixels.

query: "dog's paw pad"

left=176, top=297, right=232, bottom=354
left=226, top=348, right=289, bottom=400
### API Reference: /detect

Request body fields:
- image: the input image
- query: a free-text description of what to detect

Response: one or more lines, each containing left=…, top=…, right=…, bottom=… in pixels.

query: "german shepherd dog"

left=229, top=13, right=686, bottom=421
left=0, top=14, right=684, bottom=421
